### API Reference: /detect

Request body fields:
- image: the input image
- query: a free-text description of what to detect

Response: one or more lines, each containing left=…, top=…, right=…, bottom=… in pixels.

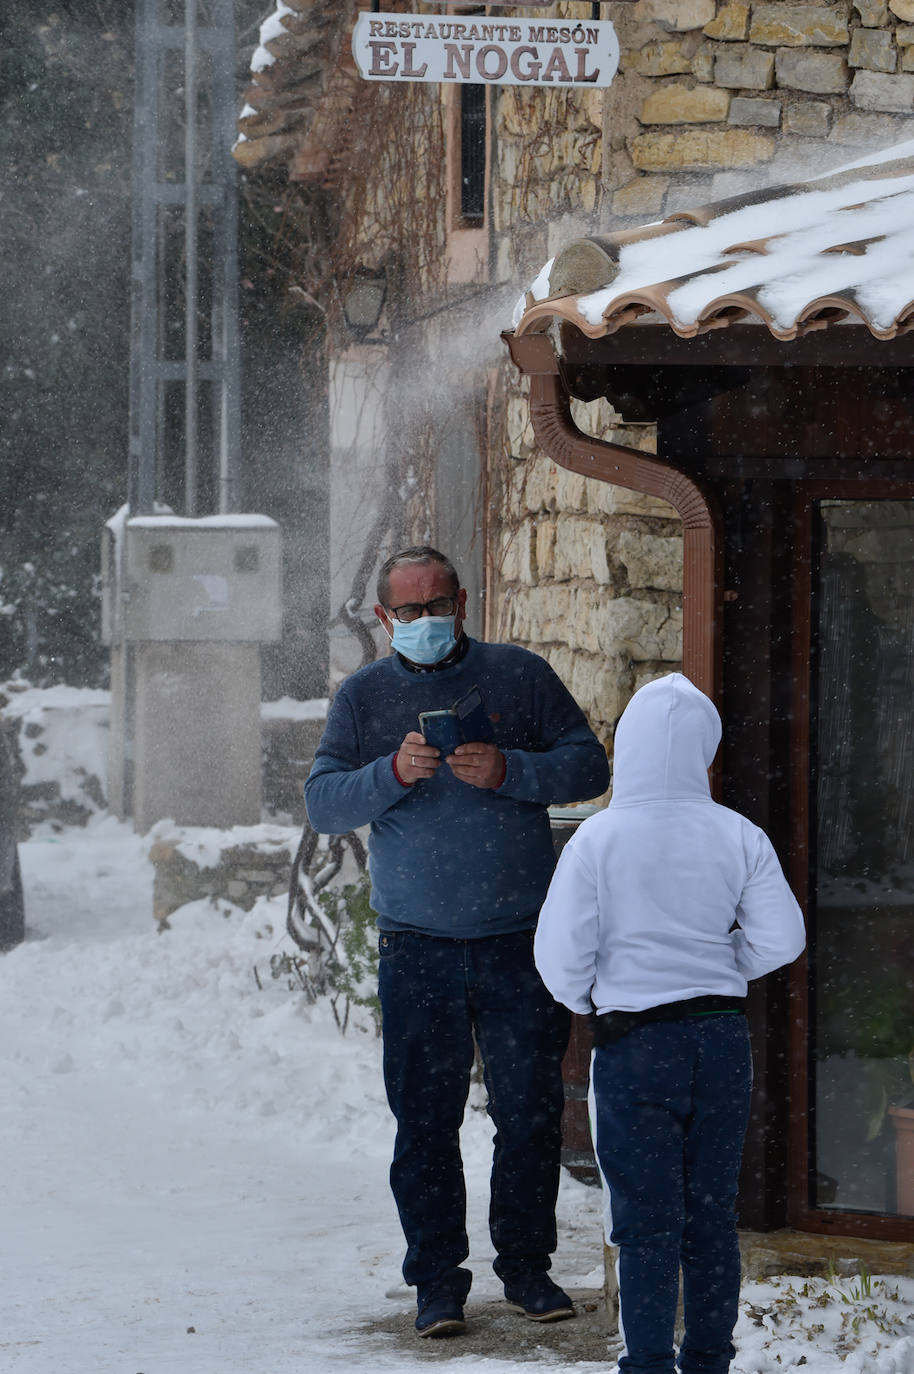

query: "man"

left=305, top=546, right=609, bottom=1338
left=535, top=674, right=805, bottom=1374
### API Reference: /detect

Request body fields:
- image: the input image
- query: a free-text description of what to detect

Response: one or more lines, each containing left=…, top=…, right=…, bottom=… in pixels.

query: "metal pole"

left=184, top=0, right=198, bottom=516
left=213, top=0, right=242, bottom=513
left=129, top=0, right=160, bottom=515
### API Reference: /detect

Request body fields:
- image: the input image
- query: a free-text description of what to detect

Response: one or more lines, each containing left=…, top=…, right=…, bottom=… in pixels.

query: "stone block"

left=553, top=466, right=589, bottom=512
left=575, top=600, right=604, bottom=657
left=612, top=175, right=670, bottom=216
left=580, top=177, right=598, bottom=214
left=568, top=654, right=626, bottom=745
left=554, top=517, right=603, bottom=581
left=904, top=46, right=914, bottom=69
left=595, top=598, right=683, bottom=661
left=830, top=109, right=909, bottom=141
left=536, top=518, right=557, bottom=577
left=524, top=456, right=557, bottom=514
left=631, top=128, right=775, bottom=171
left=640, top=82, right=730, bottom=123
left=854, top=0, right=889, bottom=22
left=890, top=0, right=914, bottom=18
left=691, top=41, right=717, bottom=81
left=850, top=68, right=914, bottom=108
left=776, top=49, right=849, bottom=92
left=502, top=463, right=527, bottom=520
left=704, top=3, right=750, bottom=40
left=498, top=88, right=527, bottom=137
left=506, top=395, right=535, bottom=453
left=585, top=482, right=675, bottom=520
left=765, top=142, right=825, bottom=179
left=750, top=4, right=851, bottom=47
left=729, top=96, right=782, bottom=125
left=617, top=531, right=683, bottom=592
left=534, top=583, right=578, bottom=644
left=570, top=396, right=625, bottom=440
left=495, top=140, right=520, bottom=191
left=500, top=522, right=538, bottom=585
left=569, top=652, right=601, bottom=719
left=783, top=99, right=832, bottom=135
left=634, top=0, right=716, bottom=30
left=849, top=28, right=897, bottom=70
left=711, top=170, right=758, bottom=198
left=589, top=527, right=614, bottom=586
left=149, top=831, right=298, bottom=924
left=714, top=44, right=776, bottom=88
left=546, top=211, right=601, bottom=259
left=623, top=39, right=694, bottom=76
left=576, top=88, right=605, bottom=131
left=665, top=176, right=715, bottom=211
left=543, top=643, right=574, bottom=690
left=898, top=25, right=914, bottom=44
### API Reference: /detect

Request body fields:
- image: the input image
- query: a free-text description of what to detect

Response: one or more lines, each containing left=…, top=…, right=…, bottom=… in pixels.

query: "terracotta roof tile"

left=515, top=143, right=914, bottom=345
left=233, top=0, right=356, bottom=181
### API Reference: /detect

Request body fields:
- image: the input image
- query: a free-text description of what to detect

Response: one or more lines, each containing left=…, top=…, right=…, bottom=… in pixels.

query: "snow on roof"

left=126, top=514, right=278, bottom=529
left=515, top=142, right=914, bottom=344
left=233, top=0, right=354, bottom=177
left=145, top=818, right=301, bottom=869
left=250, top=1, right=296, bottom=72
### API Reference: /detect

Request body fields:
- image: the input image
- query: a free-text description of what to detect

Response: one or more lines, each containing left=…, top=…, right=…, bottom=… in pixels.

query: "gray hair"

left=376, top=546, right=459, bottom=607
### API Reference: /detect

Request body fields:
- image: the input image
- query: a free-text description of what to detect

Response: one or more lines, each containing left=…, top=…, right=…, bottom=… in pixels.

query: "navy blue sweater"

left=304, top=638, right=609, bottom=938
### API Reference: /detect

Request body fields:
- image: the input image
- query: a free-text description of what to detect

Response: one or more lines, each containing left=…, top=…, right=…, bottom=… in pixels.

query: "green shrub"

left=319, top=873, right=381, bottom=1035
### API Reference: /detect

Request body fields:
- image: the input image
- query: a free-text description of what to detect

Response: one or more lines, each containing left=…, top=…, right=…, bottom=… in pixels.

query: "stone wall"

left=147, top=825, right=300, bottom=926
left=0, top=686, right=320, bottom=927
left=604, top=0, right=914, bottom=220
left=488, top=394, right=682, bottom=771
left=261, top=711, right=327, bottom=825
left=485, top=0, right=913, bottom=767
left=2, top=685, right=326, bottom=836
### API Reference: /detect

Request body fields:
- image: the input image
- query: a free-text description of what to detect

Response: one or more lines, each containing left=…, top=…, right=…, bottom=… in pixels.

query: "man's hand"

left=396, top=730, right=441, bottom=785
left=446, top=741, right=506, bottom=790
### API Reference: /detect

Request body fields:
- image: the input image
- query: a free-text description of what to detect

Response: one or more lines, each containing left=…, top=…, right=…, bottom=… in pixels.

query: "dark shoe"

left=504, top=1273, right=576, bottom=1323
left=415, top=1295, right=466, bottom=1338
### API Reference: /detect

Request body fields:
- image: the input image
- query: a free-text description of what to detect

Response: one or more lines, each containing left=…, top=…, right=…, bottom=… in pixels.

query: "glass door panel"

left=812, top=500, right=914, bottom=1218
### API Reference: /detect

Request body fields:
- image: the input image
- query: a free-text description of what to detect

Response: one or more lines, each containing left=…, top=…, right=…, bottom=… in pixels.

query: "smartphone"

left=453, top=686, right=493, bottom=743
left=418, top=709, right=461, bottom=756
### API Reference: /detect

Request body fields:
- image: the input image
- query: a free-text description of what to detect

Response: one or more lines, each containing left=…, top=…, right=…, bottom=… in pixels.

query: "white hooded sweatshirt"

left=534, top=673, right=806, bottom=1016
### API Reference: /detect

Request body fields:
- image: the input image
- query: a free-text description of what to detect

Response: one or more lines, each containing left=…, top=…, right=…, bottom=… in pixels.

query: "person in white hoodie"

left=534, top=673, right=805, bottom=1374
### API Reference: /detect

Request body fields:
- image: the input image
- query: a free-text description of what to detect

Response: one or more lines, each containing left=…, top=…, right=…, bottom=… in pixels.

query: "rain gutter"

left=502, top=328, right=722, bottom=703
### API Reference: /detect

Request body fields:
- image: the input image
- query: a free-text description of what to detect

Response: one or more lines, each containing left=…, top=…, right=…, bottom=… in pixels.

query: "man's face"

left=374, top=562, right=467, bottom=639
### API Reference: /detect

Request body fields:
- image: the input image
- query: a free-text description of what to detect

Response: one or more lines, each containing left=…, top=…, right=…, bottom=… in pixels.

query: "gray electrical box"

left=103, top=515, right=281, bottom=646
left=103, top=511, right=283, bottom=832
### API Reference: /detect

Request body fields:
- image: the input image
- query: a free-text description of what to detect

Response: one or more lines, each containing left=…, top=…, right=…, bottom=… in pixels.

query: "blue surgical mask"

left=389, top=614, right=457, bottom=665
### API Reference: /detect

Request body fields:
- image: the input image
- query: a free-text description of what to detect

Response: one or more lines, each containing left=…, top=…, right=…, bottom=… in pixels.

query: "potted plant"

left=856, top=985, right=914, bottom=1215
left=887, top=1051, right=914, bottom=1216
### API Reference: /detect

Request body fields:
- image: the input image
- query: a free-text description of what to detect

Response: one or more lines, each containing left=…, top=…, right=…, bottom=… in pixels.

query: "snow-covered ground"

left=2, top=703, right=914, bottom=1371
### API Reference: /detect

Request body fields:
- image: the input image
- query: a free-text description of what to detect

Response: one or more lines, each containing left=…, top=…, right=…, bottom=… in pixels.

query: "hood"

left=610, top=673, right=720, bottom=805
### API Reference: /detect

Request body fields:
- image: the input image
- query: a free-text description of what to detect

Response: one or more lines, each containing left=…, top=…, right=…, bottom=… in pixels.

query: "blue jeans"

left=377, top=927, right=570, bottom=1307
left=592, top=1015, right=752, bottom=1374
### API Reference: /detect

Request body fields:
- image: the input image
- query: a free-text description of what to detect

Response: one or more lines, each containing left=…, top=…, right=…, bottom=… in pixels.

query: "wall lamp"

left=341, top=267, right=388, bottom=337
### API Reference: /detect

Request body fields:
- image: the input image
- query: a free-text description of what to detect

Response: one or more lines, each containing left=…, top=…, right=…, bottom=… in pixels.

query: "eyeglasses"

left=387, top=596, right=459, bottom=624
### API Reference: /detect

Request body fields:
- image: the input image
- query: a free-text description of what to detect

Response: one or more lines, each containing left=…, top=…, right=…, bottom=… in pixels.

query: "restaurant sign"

left=352, top=12, right=620, bottom=88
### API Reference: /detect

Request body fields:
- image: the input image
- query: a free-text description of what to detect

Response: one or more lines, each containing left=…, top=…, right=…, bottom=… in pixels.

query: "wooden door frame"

left=789, top=480, right=914, bottom=1241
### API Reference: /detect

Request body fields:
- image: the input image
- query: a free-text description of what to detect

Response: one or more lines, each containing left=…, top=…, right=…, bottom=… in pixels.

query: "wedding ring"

left=411, top=755, right=416, bottom=766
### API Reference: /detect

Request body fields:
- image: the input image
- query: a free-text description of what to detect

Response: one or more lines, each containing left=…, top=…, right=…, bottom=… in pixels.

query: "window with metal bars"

left=459, top=84, right=486, bottom=226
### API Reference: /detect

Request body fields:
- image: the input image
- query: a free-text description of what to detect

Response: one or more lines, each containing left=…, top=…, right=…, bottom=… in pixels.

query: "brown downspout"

left=502, top=329, right=722, bottom=705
